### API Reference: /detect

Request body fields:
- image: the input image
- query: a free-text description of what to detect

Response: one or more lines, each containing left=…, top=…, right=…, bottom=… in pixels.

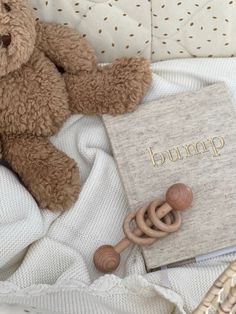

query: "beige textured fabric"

left=103, top=83, right=236, bottom=270
left=31, top=0, right=236, bottom=62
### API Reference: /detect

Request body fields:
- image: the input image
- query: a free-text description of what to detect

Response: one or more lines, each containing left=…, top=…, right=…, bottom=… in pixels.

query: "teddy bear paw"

left=109, top=57, right=152, bottom=113
left=30, top=159, right=80, bottom=212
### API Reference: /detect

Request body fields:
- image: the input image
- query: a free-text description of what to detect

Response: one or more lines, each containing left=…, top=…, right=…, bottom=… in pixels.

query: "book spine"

left=148, top=245, right=236, bottom=272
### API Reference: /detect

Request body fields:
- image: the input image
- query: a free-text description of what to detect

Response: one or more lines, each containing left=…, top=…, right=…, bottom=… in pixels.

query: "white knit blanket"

left=1, top=59, right=236, bottom=314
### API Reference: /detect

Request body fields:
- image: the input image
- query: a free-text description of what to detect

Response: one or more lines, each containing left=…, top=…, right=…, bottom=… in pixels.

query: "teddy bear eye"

left=3, top=3, right=11, bottom=12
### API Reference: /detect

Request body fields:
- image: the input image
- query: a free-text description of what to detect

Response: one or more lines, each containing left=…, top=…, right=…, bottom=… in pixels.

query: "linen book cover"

left=103, top=83, right=236, bottom=271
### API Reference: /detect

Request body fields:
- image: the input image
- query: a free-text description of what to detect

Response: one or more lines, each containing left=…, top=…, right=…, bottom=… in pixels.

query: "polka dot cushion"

left=152, top=0, right=236, bottom=60
left=30, top=0, right=236, bottom=62
left=30, top=0, right=151, bottom=62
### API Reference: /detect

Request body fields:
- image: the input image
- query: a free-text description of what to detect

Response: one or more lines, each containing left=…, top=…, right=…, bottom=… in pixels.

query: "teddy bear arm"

left=2, top=135, right=80, bottom=211
left=64, top=57, right=152, bottom=115
left=36, top=21, right=97, bottom=73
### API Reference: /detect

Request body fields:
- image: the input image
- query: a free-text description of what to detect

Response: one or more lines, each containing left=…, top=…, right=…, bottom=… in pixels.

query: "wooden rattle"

left=93, top=183, right=193, bottom=273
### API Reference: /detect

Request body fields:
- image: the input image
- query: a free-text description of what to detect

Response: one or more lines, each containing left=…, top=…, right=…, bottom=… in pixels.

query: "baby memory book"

left=103, top=83, right=236, bottom=271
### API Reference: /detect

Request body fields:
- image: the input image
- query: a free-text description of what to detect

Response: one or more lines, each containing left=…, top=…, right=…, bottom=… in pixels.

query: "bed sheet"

left=0, top=59, right=236, bottom=313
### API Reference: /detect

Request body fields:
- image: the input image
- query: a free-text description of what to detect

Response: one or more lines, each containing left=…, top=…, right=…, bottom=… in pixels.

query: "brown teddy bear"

left=0, top=0, right=152, bottom=211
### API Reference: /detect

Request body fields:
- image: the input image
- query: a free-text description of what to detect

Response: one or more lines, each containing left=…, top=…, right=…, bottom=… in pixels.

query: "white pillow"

left=30, top=0, right=151, bottom=62
left=31, top=0, right=236, bottom=62
left=152, top=0, right=236, bottom=60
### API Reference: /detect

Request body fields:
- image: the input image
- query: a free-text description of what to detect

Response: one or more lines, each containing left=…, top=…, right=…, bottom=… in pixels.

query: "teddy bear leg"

left=2, top=135, right=80, bottom=211
left=64, top=57, right=152, bottom=115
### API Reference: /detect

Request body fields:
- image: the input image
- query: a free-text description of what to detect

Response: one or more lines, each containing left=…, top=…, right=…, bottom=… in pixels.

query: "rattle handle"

left=114, top=203, right=172, bottom=254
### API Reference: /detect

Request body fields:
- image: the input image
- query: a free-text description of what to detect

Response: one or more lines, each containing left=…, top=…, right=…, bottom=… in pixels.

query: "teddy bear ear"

left=0, top=0, right=36, bottom=77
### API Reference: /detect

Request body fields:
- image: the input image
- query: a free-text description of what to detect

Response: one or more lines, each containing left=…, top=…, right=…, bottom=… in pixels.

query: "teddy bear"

left=0, top=0, right=152, bottom=211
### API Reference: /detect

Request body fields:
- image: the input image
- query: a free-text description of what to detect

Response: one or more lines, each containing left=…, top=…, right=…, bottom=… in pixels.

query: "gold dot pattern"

left=30, top=0, right=236, bottom=62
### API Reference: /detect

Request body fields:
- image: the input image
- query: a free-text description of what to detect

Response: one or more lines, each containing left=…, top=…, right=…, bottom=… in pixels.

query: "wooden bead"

left=93, top=245, right=120, bottom=273
left=166, top=183, right=193, bottom=211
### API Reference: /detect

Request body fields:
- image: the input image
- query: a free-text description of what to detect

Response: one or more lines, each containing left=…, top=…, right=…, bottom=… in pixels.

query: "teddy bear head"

left=0, top=0, right=36, bottom=77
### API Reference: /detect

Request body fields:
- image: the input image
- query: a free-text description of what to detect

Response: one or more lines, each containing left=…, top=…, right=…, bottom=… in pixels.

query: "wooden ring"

left=148, top=202, right=182, bottom=233
left=163, top=213, right=173, bottom=225
left=135, top=201, right=169, bottom=238
left=123, top=208, right=157, bottom=246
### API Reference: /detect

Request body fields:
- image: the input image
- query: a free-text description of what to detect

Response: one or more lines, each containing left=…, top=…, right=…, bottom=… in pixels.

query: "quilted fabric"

left=31, top=0, right=236, bottom=62
left=152, top=0, right=236, bottom=60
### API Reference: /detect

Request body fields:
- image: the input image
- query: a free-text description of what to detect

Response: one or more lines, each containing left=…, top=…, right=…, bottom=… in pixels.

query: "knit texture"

left=1, top=59, right=236, bottom=313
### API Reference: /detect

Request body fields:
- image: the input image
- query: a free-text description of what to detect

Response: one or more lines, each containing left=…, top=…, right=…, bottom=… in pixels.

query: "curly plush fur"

left=0, top=0, right=152, bottom=211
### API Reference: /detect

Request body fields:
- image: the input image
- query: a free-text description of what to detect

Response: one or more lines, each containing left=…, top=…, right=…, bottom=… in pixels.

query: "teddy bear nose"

left=0, top=34, right=11, bottom=48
